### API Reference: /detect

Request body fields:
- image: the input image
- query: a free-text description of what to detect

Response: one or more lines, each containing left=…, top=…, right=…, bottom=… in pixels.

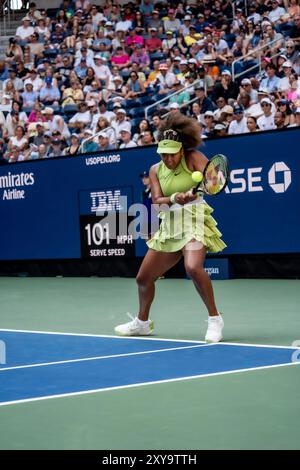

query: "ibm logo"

left=90, top=190, right=122, bottom=213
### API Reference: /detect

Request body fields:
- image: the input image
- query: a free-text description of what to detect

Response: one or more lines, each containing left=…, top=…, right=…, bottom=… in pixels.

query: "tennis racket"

left=192, top=154, right=229, bottom=196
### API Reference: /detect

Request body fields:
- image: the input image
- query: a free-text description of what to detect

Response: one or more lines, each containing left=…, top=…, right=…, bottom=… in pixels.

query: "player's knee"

left=185, top=264, right=205, bottom=280
left=136, top=272, right=148, bottom=287
left=136, top=271, right=155, bottom=287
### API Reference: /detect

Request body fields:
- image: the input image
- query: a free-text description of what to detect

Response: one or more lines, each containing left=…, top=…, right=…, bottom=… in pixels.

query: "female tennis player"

left=115, top=113, right=226, bottom=342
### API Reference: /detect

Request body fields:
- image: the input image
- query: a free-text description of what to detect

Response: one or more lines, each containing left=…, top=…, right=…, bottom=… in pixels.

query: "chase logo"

left=268, top=162, right=291, bottom=194
left=226, top=162, right=292, bottom=194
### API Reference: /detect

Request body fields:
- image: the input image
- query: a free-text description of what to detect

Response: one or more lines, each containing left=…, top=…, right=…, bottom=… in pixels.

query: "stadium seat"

left=63, top=104, right=78, bottom=117
left=122, top=99, right=142, bottom=110
left=139, top=95, right=156, bottom=106
left=127, top=107, right=145, bottom=119
left=129, top=117, right=142, bottom=134
left=120, top=70, right=130, bottom=80
left=44, top=49, right=59, bottom=59
left=22, top=107, right=34, bottom=114
left=149, top=52, right=166, bottom=63
left=46, top=8, right=60, bottom=19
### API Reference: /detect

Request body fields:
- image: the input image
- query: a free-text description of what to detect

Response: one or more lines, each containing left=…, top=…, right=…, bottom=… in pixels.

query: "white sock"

left=137, top=318, right=149, bottom=324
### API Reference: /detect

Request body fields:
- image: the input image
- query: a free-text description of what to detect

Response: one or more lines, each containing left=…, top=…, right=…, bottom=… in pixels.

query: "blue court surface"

left=0, top=329, right=299, bottom=407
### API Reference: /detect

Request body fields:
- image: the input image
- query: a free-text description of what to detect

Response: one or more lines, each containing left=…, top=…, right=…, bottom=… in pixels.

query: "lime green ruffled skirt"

left=147, top=202, right=226, bottom=253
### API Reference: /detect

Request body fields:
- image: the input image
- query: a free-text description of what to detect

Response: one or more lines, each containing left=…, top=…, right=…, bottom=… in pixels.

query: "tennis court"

left=0, top=277, right=299, bottom=450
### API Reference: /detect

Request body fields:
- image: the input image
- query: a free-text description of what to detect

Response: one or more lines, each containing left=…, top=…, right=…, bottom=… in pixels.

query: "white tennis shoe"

left=205, top=313, right=224, bottom=343
left=114, top=313, right=154, bottom=336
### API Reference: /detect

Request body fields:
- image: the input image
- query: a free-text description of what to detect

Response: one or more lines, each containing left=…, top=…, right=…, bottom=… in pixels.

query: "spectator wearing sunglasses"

left=289, top=16, right=300, bottom=39
left=284, top=40, right=299, bottom=65
left=257, top=98, right=276, bottom=131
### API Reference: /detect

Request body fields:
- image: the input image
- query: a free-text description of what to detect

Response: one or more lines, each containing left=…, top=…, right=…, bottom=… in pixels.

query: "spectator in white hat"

left=203, top=110, right=215, bottom=137
left=178, top=60, right=190, bottom=79
left=214, top=122, right=227, bottom=137
left=240, top=78, right=258, bottom=104
left=111, top=108, right=131, bottom=139
left=108, top=75, right=126, bottom=101
left=119, top=125, right=137, bottom=149
left=98, top=132, right=115, bottom=151
left=180, top=15, right=193, bottom=36
left=154, top=63, right=176, bottom=94
left=257, top=98, right=276, bottom=131
left=169, top=102, right=181, bottom=113
left=92, top=55, right=112, bottom=86
left=42, top=107, right=71, bottom=140
left=145, top=28, right=163, bottom=52
left=82, top=129, right=99, bottom=153
left=16, top=17, right=35, bottom=42
left=212, top=69, right=239, bottom=102
left=279, top=61, right=294, bottom=91
left=228, top=106, right=248, bottom=135
left=162, top=31, right=177, bottom=54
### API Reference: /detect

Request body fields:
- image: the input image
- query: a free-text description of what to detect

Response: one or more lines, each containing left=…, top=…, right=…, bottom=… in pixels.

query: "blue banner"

left=0, top=128, right=299, bottom=260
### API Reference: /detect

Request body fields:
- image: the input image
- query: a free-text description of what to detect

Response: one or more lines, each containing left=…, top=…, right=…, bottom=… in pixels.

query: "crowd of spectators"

left=0, top=0, right=299, bottom=162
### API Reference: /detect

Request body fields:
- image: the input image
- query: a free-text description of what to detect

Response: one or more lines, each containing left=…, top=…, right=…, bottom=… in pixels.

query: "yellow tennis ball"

left=192, top=171, right=203, bottom=184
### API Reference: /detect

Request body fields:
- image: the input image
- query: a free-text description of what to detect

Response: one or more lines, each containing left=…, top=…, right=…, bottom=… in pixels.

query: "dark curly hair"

left=157, top=113, right=202, bottom=150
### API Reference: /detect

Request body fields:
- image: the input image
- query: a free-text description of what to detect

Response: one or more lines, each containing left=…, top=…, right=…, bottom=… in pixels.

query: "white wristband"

left=170, top=193, right=179, bottom=204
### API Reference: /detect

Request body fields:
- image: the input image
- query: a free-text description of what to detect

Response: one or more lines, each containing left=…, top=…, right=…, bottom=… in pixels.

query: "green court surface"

left=0, top=277, right=299, bottom=450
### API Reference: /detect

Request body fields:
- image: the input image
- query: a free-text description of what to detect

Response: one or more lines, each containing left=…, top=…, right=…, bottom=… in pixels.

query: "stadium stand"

left=0, top=0, right=299, bottom=162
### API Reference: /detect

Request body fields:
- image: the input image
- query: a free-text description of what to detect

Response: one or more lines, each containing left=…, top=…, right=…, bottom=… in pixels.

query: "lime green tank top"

left=157, top=155, right=195, bottom=197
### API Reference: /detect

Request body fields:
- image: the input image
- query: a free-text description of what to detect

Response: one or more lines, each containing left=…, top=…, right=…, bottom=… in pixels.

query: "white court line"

left=0, top=361, right=299, bottom=408
left=0, top=328, right=299, bottom=350
left=0, top=344, right=210, bottom=372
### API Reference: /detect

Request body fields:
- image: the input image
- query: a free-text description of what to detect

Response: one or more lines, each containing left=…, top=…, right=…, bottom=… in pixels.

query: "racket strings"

left=203, top=155, right=229, bottom=195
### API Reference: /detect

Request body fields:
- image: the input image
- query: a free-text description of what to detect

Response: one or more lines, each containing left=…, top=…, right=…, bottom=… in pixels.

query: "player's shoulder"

left=149, top=162, right=161, bottom=176
left=186, top=149, right=208, bottom=172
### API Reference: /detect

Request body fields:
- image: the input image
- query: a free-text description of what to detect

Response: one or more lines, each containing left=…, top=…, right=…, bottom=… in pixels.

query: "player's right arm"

left=149, top=163, right=172, bottom=206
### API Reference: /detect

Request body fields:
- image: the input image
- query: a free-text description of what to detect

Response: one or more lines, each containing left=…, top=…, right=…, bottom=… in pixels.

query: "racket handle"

left=192, top=184, right=201, bottom=195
